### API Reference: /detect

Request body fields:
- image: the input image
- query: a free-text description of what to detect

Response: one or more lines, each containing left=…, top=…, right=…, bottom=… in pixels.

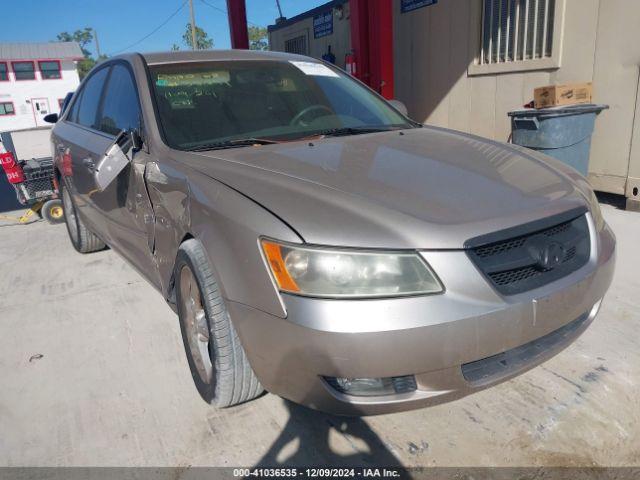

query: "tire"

left=42, top=199, right=65, bottom=224
left=175, top=239, right=263, bottom=407
left=61, top=182, right=105, bottom=253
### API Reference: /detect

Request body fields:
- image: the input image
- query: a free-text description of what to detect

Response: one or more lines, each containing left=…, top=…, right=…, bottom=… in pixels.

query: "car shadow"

left=255, top=398, right=404, bottom=468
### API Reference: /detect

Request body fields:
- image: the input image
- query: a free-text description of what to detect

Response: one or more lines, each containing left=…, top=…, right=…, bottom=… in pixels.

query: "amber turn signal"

left=261, top=240, right=301, bottom=292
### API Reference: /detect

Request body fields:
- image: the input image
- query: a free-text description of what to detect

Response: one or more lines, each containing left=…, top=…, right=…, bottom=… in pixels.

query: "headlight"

left=261, top=240, right=443, bottom=298
left=587, top=189, right=605, bottom=231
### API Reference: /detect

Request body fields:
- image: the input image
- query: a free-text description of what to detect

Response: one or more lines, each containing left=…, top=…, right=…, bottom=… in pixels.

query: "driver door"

left=94, top=62, right=160, bottom=288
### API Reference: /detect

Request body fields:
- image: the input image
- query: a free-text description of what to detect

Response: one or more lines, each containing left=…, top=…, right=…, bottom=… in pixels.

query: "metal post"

left=189, top=0, right=198, bottom=50
left=226, top=0, right=250, bottom=49
left=93, top=29, right=102, bottom=57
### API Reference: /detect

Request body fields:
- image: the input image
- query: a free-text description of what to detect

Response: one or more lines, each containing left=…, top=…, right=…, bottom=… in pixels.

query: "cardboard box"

left=534, top=82, right=593, bottom=109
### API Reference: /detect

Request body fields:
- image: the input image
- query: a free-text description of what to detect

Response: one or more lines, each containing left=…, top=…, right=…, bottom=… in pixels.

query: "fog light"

left=325, top=375, right=417, bottom=397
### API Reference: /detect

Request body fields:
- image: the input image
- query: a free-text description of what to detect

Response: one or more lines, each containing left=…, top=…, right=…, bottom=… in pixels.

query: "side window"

left=97, top=64, right=141, bottom=136
left=76, top=67, right=110, bottom=129
left=66, top=90, right=83, bottom=123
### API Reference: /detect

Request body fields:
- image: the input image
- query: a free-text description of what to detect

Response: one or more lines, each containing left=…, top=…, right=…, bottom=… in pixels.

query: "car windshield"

left=148, top=60, right=414, bottom=150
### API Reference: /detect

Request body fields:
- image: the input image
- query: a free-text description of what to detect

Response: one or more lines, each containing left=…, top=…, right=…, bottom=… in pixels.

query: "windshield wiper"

left=186, top=137, right=280, bottom=152
left=312, top=126, right=401, bottom=138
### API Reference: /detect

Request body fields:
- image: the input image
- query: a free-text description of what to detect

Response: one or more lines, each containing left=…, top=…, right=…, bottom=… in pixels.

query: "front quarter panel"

left=146, top=154, right=301, bottom=318
left=187, top=163, right=302, bottom=318
left=144, top=158, right=191, bottom=293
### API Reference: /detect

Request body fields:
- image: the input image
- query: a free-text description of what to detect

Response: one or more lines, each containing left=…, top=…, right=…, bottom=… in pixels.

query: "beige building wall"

left=393, top=0, right=640, bottom=201
left=268, top=3, right=351, bottom=69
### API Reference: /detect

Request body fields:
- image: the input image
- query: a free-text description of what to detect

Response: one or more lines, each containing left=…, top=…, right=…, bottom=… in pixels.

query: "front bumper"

left=229, top=223, right=616, bottom=415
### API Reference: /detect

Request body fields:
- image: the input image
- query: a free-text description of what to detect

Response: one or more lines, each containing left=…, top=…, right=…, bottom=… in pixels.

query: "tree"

left=55, top=28, right=100, bottom=79
left=248, top=26, right=268, bottom=51
left=182, top=23, right=213, bottom=50
left=57, top=28, right=93, bottom=56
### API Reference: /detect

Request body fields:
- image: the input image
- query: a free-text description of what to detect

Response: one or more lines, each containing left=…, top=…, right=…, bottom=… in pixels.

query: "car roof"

left=128, top=49, right=313, bottom=65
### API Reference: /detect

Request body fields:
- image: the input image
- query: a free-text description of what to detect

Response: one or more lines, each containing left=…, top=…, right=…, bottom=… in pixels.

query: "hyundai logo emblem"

left=536, top=241, right=565, bottom=270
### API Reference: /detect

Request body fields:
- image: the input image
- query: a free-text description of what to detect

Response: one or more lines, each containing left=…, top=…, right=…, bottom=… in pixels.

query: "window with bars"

left=480, top=0, right=556, bottom=65
left=284, top=35, right=307, bottom=55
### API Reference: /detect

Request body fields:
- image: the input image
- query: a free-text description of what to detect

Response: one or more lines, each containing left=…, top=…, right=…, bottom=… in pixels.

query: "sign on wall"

left=400, top=0, right=438, bottom=13
left=313, top=10, right=333, bottom=38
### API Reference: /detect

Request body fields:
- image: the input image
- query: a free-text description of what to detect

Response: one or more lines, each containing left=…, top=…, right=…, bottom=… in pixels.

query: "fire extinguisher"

left=0, top=150, right=25, bottom=184
left=345, top=52, right=356, bottom=77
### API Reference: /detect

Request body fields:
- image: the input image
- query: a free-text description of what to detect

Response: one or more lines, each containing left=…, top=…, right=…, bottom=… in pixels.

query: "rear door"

left=57, top=65, right=113, bottom=237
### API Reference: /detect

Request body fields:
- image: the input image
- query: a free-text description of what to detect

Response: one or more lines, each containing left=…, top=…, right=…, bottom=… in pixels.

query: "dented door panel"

left=103, top=148, right=162, bottom=290
left=144, top=159, right=191, bottom=296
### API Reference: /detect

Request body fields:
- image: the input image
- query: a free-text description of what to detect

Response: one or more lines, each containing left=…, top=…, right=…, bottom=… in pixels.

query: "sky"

left=0, top=0, right=327, bottom=56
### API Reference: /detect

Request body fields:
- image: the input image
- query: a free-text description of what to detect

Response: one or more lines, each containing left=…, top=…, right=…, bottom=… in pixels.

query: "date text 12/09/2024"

left=233, top=468, right=402, bottom=478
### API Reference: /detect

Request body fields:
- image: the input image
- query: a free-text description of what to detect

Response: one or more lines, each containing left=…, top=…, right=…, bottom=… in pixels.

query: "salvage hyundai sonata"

left=48, top=50, right=615, bottom=415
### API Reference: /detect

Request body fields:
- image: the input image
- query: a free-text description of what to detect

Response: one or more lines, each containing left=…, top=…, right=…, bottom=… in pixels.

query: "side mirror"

left=388, top=99, right=408, bottom=117
left=44, top=113, right=59, bottom=124
left=93, top=131, right=133, bottom=191
left=130, top=128, right=144, bottom=152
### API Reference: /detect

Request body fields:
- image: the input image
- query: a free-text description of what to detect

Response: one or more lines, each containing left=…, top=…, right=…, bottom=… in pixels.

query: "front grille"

left=488, top=243, right=580, bottom=287
left=490, top=265, right=541, bottom=286
left=475, top=237, right=526, bottom=258
left=466, top=207, right=590, bottom=295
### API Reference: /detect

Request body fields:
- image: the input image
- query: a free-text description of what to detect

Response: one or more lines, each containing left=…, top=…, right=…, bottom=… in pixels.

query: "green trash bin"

left=508, top=104, right=608, bottom=176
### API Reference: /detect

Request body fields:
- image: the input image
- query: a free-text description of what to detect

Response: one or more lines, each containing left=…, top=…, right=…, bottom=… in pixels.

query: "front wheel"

left=175, top=239, right=263, bottom=407
left=61, top=183, right=105, bottom=253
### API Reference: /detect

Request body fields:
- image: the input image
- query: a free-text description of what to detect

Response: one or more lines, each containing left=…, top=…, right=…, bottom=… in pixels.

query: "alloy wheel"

left=180, top=265, right=213, bottom=385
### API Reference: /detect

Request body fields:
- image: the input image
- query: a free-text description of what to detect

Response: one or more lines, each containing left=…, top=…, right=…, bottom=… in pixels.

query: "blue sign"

left=401, top=0, right=438, bottom=13
left=313, top=10, right=333, bottom=38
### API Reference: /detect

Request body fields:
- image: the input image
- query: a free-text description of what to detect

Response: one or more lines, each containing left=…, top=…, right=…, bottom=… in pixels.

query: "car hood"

left=178, top=127, right=589, bottom=249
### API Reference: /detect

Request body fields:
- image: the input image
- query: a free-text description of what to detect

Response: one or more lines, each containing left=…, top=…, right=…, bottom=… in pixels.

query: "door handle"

left=82, top=158, right=95, bottom=172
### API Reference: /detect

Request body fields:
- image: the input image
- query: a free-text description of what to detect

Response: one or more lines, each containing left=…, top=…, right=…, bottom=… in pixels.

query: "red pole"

left=349, top=0, right=370, bottom=84
left=349, top=0, right=394, bottom=99
left=226, top=0, right=249, bottom=49
left=367, top=0, right=394, bottom=99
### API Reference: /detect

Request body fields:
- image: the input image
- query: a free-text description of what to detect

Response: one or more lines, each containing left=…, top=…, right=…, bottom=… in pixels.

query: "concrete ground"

left=0, top=203, right=638, bottom=468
